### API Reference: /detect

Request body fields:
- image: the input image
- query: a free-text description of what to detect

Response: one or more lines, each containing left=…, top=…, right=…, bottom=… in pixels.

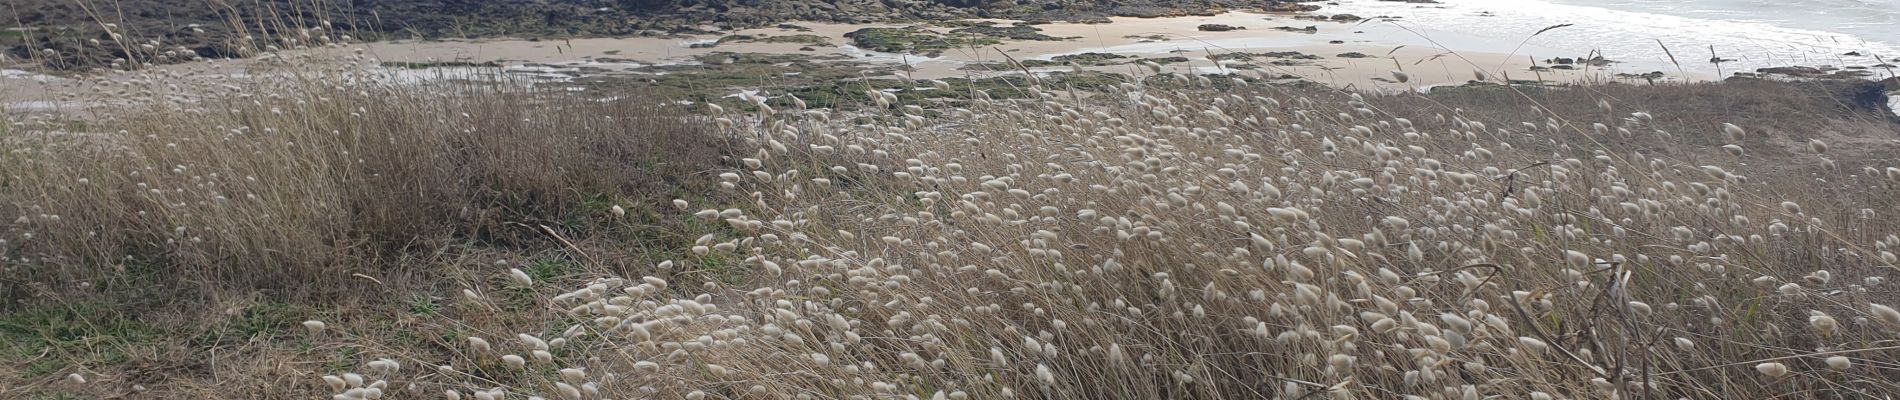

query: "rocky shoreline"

left=3, top=0, right=1320, bottom=71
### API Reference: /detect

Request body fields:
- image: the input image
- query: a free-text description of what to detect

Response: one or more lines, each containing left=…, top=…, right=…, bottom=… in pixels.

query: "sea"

left=1324, top=0, right=1900, bottom=78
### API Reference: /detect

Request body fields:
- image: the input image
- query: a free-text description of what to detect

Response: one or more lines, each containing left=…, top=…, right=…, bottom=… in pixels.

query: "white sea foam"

left=1325, top=0, right=1900, bottom=77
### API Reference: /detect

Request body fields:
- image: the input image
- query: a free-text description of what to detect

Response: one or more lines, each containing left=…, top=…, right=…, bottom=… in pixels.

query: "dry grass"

left=0, top=69, right=729, bottom=292
left=7, top=64, right=1900, bottom=400
left=303, top=75, right=1896, bottom=399
left=1, top=66, right=737, bottom=397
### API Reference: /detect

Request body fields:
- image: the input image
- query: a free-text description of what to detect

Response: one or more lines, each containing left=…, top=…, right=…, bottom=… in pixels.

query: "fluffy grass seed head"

left=1755, top=362, right=1789, bottom=378
left=509, top=268, right=534, bottom=287
left=1721, top=123, right=1746, bottom=141
left=1871, top=303, right=1900, bottom=326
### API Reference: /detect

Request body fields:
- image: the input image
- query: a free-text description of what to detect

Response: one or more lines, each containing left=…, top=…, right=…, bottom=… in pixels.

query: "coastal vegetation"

left=5, top=1, right=1900, bottom=399
left=6, top=53, right=1900, bottom=397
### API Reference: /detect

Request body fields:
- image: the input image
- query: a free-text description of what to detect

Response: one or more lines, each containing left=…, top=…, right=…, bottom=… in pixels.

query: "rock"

left=950, top=25, right=1070, bottom=41
left=1329, top=14, right=1363, bottom=22
left=1213, top=51, right=1321, bottom=62
left=1034, top=52, right=1131, bottom=66
left=1753, top=65, right=1880, bottom=80
left=1839, top=80, right=1895, bottom=111
left=1265, top=2, right=1323, bottom=12
left=1547, top=56, right=1616, bottom=66
left=1616, top=71, right=1666, bottom=81
left=1198, top=24, right=1246, bottom=32
left=1263, top=51, right=1321, bottom=59
left=1272, top=26, right=1319, bottom=33
left=1336, top=52, right=1372, bottom=58
left=1115, top=6, right=1185, bottom=18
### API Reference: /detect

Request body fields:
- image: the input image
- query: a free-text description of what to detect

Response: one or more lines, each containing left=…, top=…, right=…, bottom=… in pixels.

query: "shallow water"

left=1554, top=0, right=1900, bottom=45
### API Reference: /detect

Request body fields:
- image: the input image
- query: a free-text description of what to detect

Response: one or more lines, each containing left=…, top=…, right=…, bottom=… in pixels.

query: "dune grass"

left=5, top=59, right=1900, bottom=399
left=419, top=76, right=1897, bottom=399
left=1, top=72, right=730, bottom=288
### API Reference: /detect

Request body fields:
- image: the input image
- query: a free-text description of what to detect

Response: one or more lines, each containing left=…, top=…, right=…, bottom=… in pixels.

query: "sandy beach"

left=8, top=0, right=1896, bottom=111
left=342, top=11, right=1626, bottom=88
left=3, top=9, right=1632, bottom=111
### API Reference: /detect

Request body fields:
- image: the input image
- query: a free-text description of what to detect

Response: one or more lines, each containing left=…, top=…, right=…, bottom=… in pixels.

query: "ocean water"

left=1324, top=0, right=1900, bottom=78
left=1560, top=0, right=1900, bottom=43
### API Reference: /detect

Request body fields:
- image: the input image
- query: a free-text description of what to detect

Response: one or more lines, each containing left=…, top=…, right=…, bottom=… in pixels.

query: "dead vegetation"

left=4, top=59, right=1900, bottom=399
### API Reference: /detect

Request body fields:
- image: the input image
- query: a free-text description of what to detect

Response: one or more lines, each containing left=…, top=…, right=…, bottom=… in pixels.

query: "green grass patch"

left=525, top=258, right=580, bottom=283
left=229, top=300, right=308, bottom=339
left=0, top=301, right=154, bottom=378
left=324, top=346, right=362, bottom=374
left=408, top=293, right=442, bottom=316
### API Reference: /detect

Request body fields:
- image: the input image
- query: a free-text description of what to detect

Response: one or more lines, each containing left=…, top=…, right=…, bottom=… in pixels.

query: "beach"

left=6, top=0, right=1898, bottom=110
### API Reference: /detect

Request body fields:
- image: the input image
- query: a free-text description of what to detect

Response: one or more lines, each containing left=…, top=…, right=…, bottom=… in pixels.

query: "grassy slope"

left=0, top=70, right=739, bottom=397
left=2, top=73, right=1899, bottom=398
